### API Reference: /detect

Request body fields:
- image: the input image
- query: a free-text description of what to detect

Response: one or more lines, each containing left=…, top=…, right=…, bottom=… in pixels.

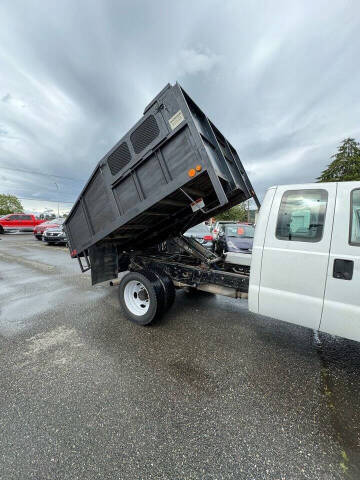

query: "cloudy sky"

left=0, top=0, right=359, bottom=213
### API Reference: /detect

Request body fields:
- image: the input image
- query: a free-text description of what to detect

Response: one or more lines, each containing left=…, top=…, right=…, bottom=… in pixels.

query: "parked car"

left=33, top=218, right=65, bottom=240
left=211, top=220, right=237, bottom=240
left=42, top=225, right=67, bottom=245
left=184, top=223, right=213, bottom=250
left=0, top=213, right=45, bottom=234
left=214, top=223, right=255, bottom=255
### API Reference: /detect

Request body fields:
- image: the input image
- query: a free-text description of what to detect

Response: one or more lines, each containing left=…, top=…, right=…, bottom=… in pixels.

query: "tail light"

left=203, top=235, right=213, bottom=241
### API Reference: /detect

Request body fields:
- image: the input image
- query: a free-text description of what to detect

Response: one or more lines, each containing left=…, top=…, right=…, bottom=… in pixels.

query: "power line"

left=16, top=196, right=74, bottom=204
left=0, top=166, right=82, bottom=181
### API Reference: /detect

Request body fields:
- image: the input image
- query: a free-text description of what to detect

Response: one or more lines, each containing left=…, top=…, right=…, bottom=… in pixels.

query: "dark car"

left=42, top=225, right=67, bottom=245
left=184, top=223, right=213, bottom=250
left=214, top=223, right=255, bottom=255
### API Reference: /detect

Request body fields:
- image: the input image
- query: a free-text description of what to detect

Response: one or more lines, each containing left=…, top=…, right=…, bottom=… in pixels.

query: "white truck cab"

left=249, top=182, right=360, bottom=343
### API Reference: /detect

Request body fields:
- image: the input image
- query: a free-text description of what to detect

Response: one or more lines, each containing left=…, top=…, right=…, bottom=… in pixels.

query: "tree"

left=215, top=204, right=247, bottom=222
left=0, top=194, right=24, bottom=215
left=318, top=138, right=360, bottom=182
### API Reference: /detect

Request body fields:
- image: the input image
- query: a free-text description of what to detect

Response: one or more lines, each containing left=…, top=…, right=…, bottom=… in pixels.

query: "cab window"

left=350, top=189, right=360, bottom=245
left=276, top=189, right=328, bottom=242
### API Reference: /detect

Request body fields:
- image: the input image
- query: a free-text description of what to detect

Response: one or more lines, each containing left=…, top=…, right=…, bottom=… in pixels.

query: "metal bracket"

left=172, top=235, right=221, bottom=265
left=77, top=252, right=91, bottom=273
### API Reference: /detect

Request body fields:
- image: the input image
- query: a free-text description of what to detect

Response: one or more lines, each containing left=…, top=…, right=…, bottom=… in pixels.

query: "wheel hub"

left=138, top=289, right=148, bottom=301
left=124, top=280, right=150, bottom=316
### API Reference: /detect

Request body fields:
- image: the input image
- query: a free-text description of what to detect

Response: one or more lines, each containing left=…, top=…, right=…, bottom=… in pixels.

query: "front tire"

left=0, top=226, right=4, bottom=235
left=35, top=235, right=42, bottom=241
left=119, top=270, right=166, bottom=325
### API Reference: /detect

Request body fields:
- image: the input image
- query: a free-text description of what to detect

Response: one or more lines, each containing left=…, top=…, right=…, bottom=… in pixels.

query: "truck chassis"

left=103, top=235, right=250, bottom=325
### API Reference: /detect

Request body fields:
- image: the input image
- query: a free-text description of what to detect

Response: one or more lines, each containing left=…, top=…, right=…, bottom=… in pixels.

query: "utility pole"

left=54, top=182, right=60, bottom=218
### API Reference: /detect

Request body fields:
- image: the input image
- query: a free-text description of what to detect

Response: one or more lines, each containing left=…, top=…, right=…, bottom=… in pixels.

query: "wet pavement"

left=0, top=233, right=360, bottom=479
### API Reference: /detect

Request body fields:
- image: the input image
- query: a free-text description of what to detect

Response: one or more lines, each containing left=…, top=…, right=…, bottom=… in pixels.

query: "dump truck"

left=64, top=83, right=360, bottom=343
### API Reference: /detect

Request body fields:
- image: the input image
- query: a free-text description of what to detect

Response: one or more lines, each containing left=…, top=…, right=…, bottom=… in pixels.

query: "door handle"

left=333, top=259, right=354, bottom=280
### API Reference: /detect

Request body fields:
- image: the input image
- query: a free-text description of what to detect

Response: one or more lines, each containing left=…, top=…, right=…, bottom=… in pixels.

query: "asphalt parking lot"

left=1, top=233, right=360, bottom=479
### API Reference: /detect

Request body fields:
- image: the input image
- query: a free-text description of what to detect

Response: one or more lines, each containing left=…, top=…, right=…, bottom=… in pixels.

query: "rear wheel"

left=119, top=270, right=166, bottom=325
left=150, top=269, right=175, bottom=312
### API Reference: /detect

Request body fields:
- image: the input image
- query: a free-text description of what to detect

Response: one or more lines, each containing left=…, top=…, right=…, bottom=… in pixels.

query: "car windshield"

left=44, top=218, right=64, bottom=225
left=225, top=225, right=255, bottom=238
left=186, top=224, right=210, bottom=236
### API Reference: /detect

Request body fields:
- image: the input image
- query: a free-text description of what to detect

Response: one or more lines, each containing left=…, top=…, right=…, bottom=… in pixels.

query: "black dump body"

left=64, top=82, right=258, bottom=283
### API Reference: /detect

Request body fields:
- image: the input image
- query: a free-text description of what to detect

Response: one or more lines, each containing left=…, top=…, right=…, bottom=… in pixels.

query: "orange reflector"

left=188, top=168, right=196, bottom=177
left=195, top=164, right=202, bottom=172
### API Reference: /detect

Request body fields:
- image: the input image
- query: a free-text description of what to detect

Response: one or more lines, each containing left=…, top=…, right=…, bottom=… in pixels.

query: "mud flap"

left=88, top=244, right=118, bottom=285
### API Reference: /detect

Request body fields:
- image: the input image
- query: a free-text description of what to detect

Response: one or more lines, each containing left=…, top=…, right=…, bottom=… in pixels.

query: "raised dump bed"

left=64, top=82, right=258, bottom=281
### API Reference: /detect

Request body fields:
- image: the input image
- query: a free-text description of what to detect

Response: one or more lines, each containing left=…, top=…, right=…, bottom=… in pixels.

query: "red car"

left=0, top=213, right=45, bottom=234
left=33, top=218, right=65, bottom=240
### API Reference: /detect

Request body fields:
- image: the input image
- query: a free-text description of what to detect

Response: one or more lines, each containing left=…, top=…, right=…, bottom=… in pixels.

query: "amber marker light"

left=188, top=168, right=196, bottom=177
left=195, top=165, right=202, bottom=172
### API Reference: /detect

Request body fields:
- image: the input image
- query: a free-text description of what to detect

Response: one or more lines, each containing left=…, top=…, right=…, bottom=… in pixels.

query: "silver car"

left=184, top=223, right=213, bottom=250
left=42, top=226, right=67, bottom=245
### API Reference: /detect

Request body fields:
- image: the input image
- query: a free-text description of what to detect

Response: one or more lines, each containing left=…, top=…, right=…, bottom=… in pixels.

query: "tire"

left=118, top=270, right=166, bottom=326
left=151, top=270, right=175, bottom=312
left=35, top=235, right=42, bottom=241
left=0, top=226, right=4, bottom=234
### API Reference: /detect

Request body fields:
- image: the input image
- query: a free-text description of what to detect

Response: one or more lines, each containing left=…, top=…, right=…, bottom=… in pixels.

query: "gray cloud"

left=0, top=0, right=359, bottom=212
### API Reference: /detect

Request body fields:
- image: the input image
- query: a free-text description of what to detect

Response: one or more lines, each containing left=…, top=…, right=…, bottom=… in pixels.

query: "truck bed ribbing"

left=64, top=82, right=258, bottom=284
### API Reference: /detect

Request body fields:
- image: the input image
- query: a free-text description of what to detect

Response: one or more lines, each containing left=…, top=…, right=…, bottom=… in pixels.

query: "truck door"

left=258, top=184, right=336, bottom=330
left=320, top=182, right=360, bottom=342
left=21, top=214, right=33, bottom=230
left=16, top=214, right=27, bottom=230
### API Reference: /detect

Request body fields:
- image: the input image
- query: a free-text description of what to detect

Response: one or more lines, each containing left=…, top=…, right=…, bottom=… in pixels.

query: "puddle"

left=0, top=286, right=74, bottom=337
left=0, top=252, right=55, bottom=273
